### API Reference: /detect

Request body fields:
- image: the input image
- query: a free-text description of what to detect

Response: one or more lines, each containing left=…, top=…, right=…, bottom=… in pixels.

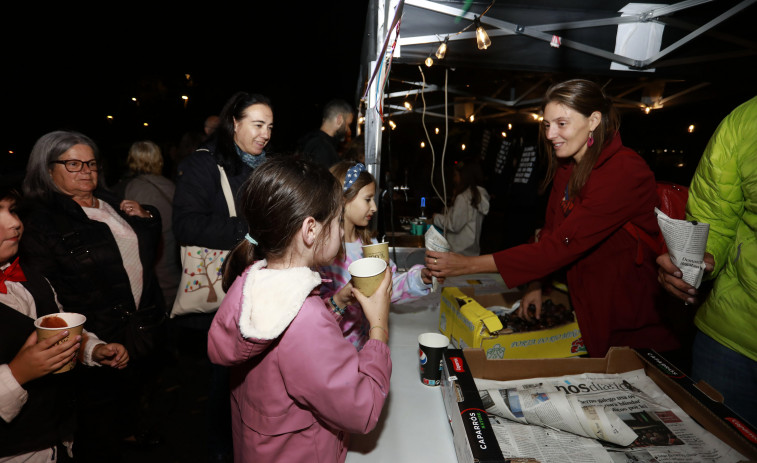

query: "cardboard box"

left=439, top=285, right=586, bottom=359
left=441, top=347, right=757, bottom=462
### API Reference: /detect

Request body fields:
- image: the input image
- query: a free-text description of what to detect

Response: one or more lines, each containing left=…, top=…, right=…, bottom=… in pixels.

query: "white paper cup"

left=348, top=257, right=388, bottom=297
left=34, top=312, right=87, bottom=374
left=418, top=332, right=449, bottom=386
left=362, top=241, right=390, bottom=263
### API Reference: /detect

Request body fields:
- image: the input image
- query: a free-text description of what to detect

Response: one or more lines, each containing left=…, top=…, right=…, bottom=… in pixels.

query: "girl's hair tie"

left=245, top=233, right=258, bottom=245
left=343, top=163, right=366, bottom=191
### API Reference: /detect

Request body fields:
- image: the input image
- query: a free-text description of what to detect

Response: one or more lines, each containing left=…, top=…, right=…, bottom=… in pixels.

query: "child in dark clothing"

left=0, top=185, right=128, bottom=462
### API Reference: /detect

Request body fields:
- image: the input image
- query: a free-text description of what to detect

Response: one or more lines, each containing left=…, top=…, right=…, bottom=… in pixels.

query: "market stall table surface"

left=346, top=273, right=509, bottom=462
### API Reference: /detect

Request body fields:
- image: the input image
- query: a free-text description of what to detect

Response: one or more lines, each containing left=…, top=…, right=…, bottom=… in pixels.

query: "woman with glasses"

left=18, top=130, right=166, bottom=460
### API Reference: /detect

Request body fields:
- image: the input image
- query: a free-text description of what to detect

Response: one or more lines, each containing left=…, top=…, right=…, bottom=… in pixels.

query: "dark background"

left=1, top=2, right=371, bottom=184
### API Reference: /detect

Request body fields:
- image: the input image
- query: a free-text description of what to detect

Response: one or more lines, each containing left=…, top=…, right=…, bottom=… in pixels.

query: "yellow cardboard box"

left=439, top=286, right=586, bottom=359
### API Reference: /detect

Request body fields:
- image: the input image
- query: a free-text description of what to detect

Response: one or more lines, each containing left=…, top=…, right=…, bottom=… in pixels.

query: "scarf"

left=235, top=144, right=267, bottom=169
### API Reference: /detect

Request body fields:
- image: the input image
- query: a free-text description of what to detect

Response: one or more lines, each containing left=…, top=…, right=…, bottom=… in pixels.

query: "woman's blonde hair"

left=127, top=140, right=163, bottom=175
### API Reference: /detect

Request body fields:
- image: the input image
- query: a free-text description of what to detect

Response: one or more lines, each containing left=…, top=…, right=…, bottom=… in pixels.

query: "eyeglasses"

left=50, top=159, right=99, bottom=172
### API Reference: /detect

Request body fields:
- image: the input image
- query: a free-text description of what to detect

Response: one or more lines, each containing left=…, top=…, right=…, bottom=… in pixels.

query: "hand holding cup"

left=352, top=267, right=392, bottom=343
left=8, top=330, right=81, bottom=385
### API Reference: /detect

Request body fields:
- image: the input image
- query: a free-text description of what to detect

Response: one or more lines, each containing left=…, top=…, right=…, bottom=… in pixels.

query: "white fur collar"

left=239, top=259, right=323, bottom=340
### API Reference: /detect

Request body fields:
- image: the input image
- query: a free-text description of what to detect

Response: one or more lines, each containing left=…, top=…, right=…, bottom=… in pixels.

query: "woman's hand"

left=656, top=252, right=714, bottom=304
left=120, top=200, right=151, bottom=219
left=8, top=331, right=81, bottom=386
left=517, top=281, right=543, bottom=320
left=352, top=268, right=392, bottom=344
left=93, top=343, right=130, bottom=369
left=426, top=251, right=497, bottom=278
left=425, top=251, right=466, bottom=278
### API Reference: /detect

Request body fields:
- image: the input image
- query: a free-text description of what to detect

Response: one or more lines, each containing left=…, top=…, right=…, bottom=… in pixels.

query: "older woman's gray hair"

left=23, top=130, right=101, bottom=201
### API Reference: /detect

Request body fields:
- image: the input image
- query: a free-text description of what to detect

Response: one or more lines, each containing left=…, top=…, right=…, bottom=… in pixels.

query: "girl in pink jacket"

left=207, top=157, right=392, bottom=463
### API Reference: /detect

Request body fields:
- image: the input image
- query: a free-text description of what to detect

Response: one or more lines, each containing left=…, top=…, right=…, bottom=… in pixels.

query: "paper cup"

left=362, top=241, right=390, bottom=263
left=348, top=257, right=388, bottom=297
left=34, top=312, right=86, bottom=374
left=418, top=332, right=449, bottom=386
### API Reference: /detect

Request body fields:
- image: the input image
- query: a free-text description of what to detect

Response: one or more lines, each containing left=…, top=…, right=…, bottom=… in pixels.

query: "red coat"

left=493, top=134, right=679, bottom=357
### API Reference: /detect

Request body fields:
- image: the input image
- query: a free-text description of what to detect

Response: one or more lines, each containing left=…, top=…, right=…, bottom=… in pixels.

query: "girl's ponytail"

left=222, top=237, right=257, bottom=292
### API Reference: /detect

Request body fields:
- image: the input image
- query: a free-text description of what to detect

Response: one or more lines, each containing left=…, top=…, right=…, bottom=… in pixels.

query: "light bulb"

left=475, top=17, right=491, bottom=50
left=404, top=101, right=413, bottom=111
left=425, top=56, right=434, bottom=67
left=435, top=37, right=449, bottom=59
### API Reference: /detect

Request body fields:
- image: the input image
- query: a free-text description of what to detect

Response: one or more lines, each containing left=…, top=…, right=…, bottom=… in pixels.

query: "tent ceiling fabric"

left=369, top=0, right=756, bottom=123
left=394, top=0, right=756, bottom=76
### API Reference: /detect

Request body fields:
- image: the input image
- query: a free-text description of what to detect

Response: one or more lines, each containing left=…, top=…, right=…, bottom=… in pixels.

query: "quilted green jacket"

left=687, top=95, right=757, bottom=362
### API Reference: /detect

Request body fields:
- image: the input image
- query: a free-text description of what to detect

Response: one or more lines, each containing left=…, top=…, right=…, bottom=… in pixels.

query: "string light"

left=688, top=124, right=695, bottom=133
left=420, top=141, right=426, bottom=148
left=404, top=101, right=413, bottom=111
left=425, top=56, right=434, bottom=67
left=474, top=16, right=491, bottom=50
left=435, top=36, right=449, bottom=59
left=423, top=3, right=494, bottom=59
left=388, top=120, right=397, bottom=130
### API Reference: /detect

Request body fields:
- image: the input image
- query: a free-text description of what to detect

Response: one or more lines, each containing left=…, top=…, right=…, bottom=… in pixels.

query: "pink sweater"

left=207, top=260, right=392, bottom=463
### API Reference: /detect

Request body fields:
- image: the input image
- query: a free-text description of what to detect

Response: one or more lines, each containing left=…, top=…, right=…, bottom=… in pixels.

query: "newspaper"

left=475, top=370, right=746, bottom=462
left=655, top=207, right=710, bottom=288
left=425, top=225, right=451, bottom=292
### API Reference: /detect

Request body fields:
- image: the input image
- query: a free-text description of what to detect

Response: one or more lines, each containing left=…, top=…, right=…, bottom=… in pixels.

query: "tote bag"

left=171, top=166, right=235, bottom=318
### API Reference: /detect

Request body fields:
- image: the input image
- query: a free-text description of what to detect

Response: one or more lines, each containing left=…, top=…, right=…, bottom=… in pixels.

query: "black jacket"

left=172, top=141, right=254, bottom=250
left=0, top=266, right=76, bottom=457
left=297, top=129, right=340, bottom=169
left=19, top=189, right=164, bottom=347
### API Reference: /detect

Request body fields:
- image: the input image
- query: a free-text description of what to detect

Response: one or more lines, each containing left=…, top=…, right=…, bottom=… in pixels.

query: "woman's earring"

left=587, top=131, right=595, bottom=147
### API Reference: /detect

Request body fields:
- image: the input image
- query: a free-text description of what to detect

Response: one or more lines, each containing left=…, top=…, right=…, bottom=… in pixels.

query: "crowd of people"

left=1, top=82, right=754, bottom=463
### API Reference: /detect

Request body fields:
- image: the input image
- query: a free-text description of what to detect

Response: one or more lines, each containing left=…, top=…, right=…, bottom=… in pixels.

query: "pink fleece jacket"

left=207, top=260, right=392, bottom=463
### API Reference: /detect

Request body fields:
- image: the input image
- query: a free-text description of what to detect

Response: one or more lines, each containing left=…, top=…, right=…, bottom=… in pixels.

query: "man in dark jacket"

left=297, top=99, right=355, bottom=169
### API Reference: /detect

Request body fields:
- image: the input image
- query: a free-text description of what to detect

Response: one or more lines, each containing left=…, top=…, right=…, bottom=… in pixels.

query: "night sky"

left=2, top=2, right=371, bottom=182
left=2, top=2, right=752, bottom=191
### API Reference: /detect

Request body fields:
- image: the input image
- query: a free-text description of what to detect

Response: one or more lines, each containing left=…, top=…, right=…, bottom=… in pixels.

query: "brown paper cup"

left=362, top=241, right=390, bottom=263
left=348, top=257, right=388, bottom=297
left=34, top=312, right=86, bottom=374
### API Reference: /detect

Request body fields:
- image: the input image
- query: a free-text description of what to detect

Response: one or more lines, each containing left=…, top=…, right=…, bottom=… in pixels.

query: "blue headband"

left=245, top=233, right=258, bottom=245
left=344, top=163, right=366, bottom=191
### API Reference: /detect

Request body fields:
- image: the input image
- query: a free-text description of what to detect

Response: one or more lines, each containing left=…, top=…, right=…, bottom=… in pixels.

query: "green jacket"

left=688, top=95, right=757, bottom=362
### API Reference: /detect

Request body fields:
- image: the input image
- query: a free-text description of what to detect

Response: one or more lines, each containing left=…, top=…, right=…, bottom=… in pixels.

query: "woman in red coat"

left=426, top=79, right=679, bottom=357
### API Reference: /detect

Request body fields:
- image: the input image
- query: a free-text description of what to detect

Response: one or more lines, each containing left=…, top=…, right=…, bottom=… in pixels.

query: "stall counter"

left=346, top=273, right=507, bottom=462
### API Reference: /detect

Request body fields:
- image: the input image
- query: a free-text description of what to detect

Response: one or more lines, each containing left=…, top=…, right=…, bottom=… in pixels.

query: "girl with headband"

left=319, top=161, right=433, bottom=350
